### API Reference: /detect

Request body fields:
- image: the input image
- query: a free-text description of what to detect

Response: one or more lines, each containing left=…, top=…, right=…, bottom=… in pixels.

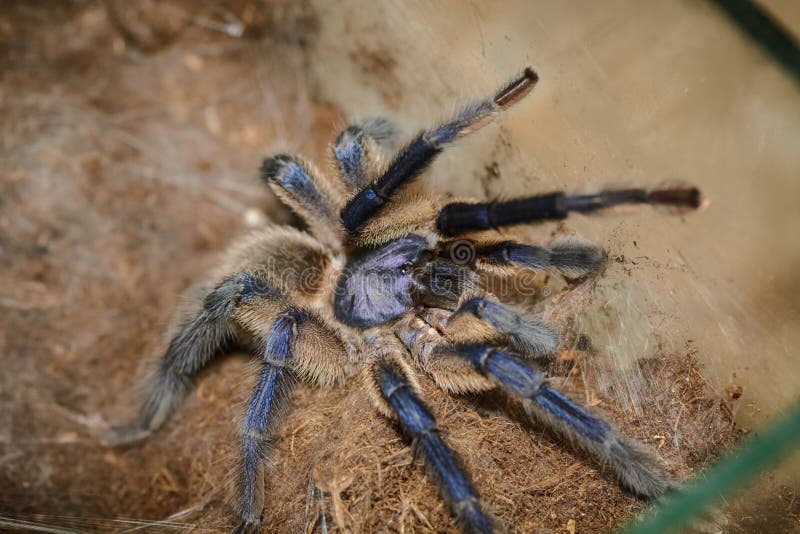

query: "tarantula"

left=104, top=67, right=704, bottom=532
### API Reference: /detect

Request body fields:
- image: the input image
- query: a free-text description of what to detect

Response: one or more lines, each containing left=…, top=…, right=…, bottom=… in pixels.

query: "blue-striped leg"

left=234, top=309, right=305, bottom=532
left=450, top=344, right=670, bottom=499
left=375, top=360, right=495, bottom=533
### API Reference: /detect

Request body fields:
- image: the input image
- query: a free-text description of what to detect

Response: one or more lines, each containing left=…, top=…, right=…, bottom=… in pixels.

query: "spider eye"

left=400, top=261, right=415, bottom=274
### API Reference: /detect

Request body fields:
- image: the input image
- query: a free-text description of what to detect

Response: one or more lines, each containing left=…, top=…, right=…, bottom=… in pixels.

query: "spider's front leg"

left=436, top=182, right=704, bottom=236
left=444, top=295, right=669, bottom=498
left=396, top=294, right=560, bottom=396
left=400, top=295, right=669, bottom=500
left=441, top=234, right=607, bottom=281
left=341, top=68, right=538, bottom=236
left=443, top=342, right=670, bottom=499
left=446, top=295, right=560, bottom=359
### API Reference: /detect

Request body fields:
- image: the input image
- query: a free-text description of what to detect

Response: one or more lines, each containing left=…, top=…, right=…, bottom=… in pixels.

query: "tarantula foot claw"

left=232, top=517, right=261, bottom=534
left=101, top=422, right=151, bottom=447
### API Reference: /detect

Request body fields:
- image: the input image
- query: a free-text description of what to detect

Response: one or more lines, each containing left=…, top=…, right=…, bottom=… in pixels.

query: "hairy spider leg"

left=341, top=67, right=539, bottom=233
left=450, top=344, right=669, bottom=499
left=395, top=312, right=495, bottom=396
left=436, top=183, right=704, bottom=236
left=332, top=117, right=399, bottom=190
left=102, top=275, right=244, bottom=446
left=373, top=358, right=495, bottom=533
left=261, top=155, right=344, bottom=247
left=234, top=309, right=303, bottom=533
left=440, top=235, right=606, bottom=280
left=446, top=296, right=560, bottom=360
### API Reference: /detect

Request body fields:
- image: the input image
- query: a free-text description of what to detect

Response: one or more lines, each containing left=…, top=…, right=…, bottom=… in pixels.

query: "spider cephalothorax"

left=104, top=67, right=704, bottom=533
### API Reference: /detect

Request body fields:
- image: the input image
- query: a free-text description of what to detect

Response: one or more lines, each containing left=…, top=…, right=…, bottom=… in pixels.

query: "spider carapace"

left=105, top=67, right=704, bottom=533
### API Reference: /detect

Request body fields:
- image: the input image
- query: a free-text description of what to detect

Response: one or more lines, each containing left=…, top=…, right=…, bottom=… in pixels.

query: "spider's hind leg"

left=232, top=308, right=300, bottom=532
left=365, top=334, right=495, bottom=533
left=102, top=275, right=242, bottom=446
left=232, top=297, right=348, bottom=531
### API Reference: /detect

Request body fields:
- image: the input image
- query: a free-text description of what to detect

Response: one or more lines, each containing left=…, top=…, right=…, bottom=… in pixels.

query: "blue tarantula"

left=105, top=67, right=704, bottom=532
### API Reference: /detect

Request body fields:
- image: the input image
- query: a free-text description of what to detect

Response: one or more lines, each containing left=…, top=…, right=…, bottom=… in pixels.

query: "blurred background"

left=1, top=1, right=798, bottom=532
